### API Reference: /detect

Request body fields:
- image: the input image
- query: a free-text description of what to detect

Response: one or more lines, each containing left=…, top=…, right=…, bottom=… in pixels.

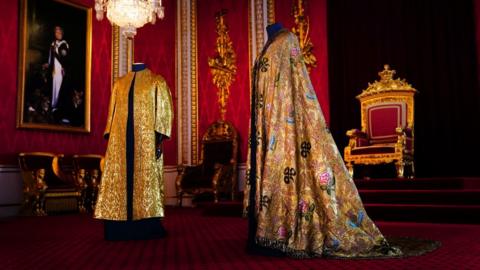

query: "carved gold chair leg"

left=90, top=170, right=100, bottom=211
left=177, top=192, right=183, bottom=207
left=33, top=169, right=48, bottom=216
left=346, top=162, right=354, bottom=178
left=175, top=167, right=185, bottom=207
left=34, top=193, right=47, bottom=216
left=213, top=189, right=219, bottom=203
left=212, top=164, right=222, bottom=203
left=76, top=169, right=87, bottom=213
left=410, top=162, right=415, bottom=179
left=230, top=177, right=236, bottom=201
left=395, top=160, right=405, bottom=178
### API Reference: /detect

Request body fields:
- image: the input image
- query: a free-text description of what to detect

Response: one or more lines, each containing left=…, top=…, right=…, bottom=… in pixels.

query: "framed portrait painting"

left=17, top=0, right=92, bottom=132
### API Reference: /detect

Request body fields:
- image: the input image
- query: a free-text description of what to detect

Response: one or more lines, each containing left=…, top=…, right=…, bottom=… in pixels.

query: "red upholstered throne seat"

left=344, top=65, right=417, bottom=178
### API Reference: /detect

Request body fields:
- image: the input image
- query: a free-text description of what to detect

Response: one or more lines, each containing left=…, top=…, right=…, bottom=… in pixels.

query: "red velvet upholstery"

left=368, top=102, right=406, bottom=140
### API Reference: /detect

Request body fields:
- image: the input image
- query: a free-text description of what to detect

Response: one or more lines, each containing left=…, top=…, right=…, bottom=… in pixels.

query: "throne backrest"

left=200, top=121, right=238, bottom=174
left=366, top=102, right=407, bottom=143
left=357, top=65, right=417, bottom=144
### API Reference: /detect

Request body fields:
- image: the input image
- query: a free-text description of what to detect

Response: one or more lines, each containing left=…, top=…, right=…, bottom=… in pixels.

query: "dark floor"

left=0, top=207, right=479, bottom=270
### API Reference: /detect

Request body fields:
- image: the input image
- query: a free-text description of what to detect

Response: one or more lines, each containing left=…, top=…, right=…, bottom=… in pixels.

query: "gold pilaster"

left=190, top=0, right=199, bottom=165
left=111, top=25, right=120, bottom=84
left=267, top=0, right=275, bottom=25
left=254, top=0, right=265, bottom=54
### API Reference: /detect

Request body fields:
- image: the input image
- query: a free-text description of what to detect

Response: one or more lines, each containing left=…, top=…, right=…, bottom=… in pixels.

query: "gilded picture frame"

left=17, top=0, right=92, bottom=133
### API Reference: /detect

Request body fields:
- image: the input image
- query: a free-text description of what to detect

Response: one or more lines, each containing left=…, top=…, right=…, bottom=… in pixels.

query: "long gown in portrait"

left=95, top=68, right=173, bottom=240
left=244, top=29, right=402, bottom=258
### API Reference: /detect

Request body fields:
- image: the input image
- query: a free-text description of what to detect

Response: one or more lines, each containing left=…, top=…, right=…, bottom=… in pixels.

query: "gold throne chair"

left=176, top=120, right=238, bottom=205
left=18, top=152, right=82, bottom=216
left=344, top=65, right=417, bottom=178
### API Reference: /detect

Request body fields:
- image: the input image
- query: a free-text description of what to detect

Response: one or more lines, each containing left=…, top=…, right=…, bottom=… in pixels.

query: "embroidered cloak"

left=244, top=30, right=401, bottom=258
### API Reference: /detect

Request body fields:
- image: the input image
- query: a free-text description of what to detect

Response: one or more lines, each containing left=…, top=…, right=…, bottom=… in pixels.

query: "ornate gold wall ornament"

left=208, top=10, right=238, bottom=121
left=291, top=0, right=316, bottom=72
left=358, top=64, right=417, bottom=99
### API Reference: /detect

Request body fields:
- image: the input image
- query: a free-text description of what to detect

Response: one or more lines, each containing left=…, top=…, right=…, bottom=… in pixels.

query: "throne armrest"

left=176, top=164, right=204, bottom=190
left=395, top=127, right=414, bottom=152
left=177, top=164, right=203, bottom=176
left=346, top=129, right=367, bottom=138
left=346, top=129, right=369, bottom=148
left=396, top=127, right=413, bottom=137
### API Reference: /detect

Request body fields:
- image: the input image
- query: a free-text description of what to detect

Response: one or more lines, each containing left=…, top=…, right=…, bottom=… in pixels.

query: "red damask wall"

left=197, top=0, right=250, bottom=162
left=275, top=0, right=330, bottom=122
left=134, top=0, right=177, bottom=165
left=0, top=0, right=111, bottom=163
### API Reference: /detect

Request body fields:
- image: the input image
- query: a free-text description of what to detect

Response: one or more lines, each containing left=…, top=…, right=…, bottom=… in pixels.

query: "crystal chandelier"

left=95, top=0, right=165, bottom=38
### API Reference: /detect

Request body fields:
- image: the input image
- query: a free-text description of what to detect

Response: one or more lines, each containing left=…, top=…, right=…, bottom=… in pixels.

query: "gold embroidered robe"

left=244, top=30, right=401, bottom=258
left=95, top=69, right=173, bottom=221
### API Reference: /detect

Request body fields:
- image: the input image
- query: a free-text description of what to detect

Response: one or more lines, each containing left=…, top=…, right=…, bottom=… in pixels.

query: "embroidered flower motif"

left=298, top=199, right=309, bottom=213
left=278, top=226, right=287, bottom=238
left=320, top=171, right=331, bottom=186
left=291, top=47, right=300, bottom=57
left=297, top=200, right=316, bottom=221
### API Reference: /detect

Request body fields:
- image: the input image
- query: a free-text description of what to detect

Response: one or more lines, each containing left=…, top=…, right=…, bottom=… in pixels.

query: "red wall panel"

left=275, top=0, right=330, bottom=122
left=134, top=0, right=177, bottom=165
left=197, top=0, right=250, bottom=162
left=0, top=0, right=111, bottom=163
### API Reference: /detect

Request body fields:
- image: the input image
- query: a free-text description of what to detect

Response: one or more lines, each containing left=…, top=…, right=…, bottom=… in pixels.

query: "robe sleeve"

left=104, top=82, right=118, bottom=139
left=155, top=78, right=174, bottom=138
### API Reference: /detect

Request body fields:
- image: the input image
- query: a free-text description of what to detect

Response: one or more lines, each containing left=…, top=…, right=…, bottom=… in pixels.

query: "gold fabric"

left=243, top=30, right=401, bottom=258
left=95, top=69, right=173, bottom=221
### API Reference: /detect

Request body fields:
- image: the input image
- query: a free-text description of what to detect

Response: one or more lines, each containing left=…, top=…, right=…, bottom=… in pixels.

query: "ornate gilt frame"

left=17, top=0, right=92, bottom=133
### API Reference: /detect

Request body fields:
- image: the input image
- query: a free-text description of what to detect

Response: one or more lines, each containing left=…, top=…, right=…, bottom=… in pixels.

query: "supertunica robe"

left=95, top=68, right=173, bottom=222
left=244, top=30, right=402, bottom=258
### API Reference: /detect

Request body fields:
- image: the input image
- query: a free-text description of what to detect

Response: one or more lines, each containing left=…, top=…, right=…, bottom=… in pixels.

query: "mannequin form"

left=266, top=22, right=284, bottom=40
left=97, top=61, right=173, bottom=241
left=132, top=62, right=147, bottom=72
left=245, top=22, right=401, bottom=258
